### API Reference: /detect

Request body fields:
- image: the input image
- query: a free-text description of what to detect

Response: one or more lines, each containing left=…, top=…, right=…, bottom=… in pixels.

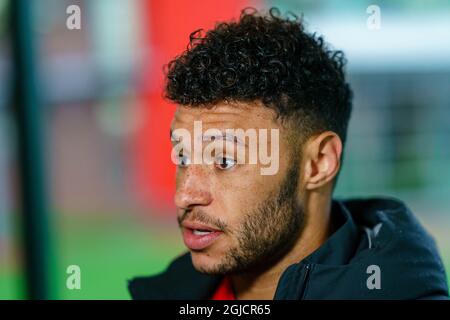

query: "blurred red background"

left=133, top=0, right=252, bottom=213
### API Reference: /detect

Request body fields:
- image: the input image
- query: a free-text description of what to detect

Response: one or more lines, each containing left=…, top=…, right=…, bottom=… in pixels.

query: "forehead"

left=171, top=101, right=279, bottom=131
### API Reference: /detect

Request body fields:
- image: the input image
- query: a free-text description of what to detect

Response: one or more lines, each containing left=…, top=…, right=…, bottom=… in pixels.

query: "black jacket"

left=128, top=198, right=449, bottom=299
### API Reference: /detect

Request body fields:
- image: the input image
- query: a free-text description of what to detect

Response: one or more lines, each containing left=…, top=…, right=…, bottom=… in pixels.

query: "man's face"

left=170, top=101, right=305, bottom=275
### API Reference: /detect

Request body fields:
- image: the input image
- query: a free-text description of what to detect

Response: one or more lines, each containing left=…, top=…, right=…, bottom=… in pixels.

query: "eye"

left=176, top=154, right=191, bottom=167
left=215, top=157, right=236, bottom=170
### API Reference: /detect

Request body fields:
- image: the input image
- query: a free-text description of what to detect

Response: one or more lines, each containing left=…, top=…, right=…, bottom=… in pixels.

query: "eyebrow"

left=202, top=133, right=247, bottom=147
left=170, top=129, right=246, bottom=147
left=170, top=129, right=183, bottom=141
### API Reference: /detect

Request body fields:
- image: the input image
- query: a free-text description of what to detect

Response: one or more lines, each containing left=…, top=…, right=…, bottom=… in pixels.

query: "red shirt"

left=211, top=277, right=236, bottom=300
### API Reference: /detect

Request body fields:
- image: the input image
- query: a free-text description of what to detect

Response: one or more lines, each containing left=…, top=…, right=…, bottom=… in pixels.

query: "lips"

left=181, top=221, right=223, bottom=250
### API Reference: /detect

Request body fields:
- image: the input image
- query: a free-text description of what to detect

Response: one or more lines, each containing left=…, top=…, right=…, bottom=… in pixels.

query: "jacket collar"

left=303, top=200, right=360, bottom=265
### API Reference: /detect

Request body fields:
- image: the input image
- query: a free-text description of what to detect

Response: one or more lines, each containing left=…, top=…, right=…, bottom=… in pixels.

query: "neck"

left=231, top=194, right=333, bottom=300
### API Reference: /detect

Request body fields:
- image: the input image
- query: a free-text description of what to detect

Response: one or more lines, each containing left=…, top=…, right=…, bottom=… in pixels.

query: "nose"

left=174, top=165, right=213, bottom=210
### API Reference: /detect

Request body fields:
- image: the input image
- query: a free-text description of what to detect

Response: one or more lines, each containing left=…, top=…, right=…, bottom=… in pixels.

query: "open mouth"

left=192, top=229, right=214, bottom=236
left=181, top=223, right=223, bottom=250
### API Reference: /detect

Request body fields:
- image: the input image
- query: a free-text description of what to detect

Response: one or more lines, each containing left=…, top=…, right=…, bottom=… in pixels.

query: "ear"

left=303, top=131, right=343, bottom=190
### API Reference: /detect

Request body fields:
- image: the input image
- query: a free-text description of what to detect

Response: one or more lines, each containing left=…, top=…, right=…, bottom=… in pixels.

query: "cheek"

left=212, top=174, right=255, bottom=219
left=213, top=179, right=267, bottom=230
left=210, top=162, right=288, bottom=228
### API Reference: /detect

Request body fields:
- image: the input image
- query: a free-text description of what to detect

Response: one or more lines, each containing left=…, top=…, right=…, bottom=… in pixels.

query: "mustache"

left=177, top=209, right=228, bottom=232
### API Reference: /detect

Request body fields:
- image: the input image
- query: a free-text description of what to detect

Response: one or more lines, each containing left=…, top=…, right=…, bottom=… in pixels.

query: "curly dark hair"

left=165, top=7, right=353, bottom=145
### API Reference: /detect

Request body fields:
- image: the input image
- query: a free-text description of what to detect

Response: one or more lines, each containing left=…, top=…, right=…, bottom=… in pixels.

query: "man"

left=128, top=8, right=449, bottom=300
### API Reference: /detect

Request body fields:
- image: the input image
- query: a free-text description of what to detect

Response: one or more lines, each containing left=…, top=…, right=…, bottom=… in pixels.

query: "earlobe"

left=305, top=132, right=342, bottom=190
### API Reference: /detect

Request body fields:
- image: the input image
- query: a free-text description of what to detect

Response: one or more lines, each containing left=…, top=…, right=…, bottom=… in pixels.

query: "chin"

left=190, top=250, right=228, bottom=275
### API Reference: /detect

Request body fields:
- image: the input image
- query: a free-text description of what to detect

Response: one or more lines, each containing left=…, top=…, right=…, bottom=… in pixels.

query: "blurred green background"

left=1, top=0, right=450, bottom=299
